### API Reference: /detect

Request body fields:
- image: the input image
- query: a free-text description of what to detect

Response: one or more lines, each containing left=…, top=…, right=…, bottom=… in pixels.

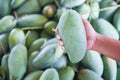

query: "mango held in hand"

left=57, top=10, right=87, bottom=63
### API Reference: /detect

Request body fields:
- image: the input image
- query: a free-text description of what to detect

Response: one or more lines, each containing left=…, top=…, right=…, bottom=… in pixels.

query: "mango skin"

left=78, top=69, right=104, bottom=80
left=57, top=10, right=86, bottom=63
left=8, top=44, right=28, bottom=80
left=39, top=68, right=59, bottom=80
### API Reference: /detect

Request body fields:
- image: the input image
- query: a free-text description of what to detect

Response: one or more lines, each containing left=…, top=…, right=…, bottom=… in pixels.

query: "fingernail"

left=56, top=35, right=61, bottom=40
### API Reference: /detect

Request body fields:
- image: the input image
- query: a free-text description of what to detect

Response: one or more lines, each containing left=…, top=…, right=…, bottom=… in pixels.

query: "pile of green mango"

left=0, top=0, right=120, bottom=80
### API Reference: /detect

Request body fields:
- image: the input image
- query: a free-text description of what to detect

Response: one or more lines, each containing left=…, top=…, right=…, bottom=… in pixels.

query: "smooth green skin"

left=75, top=3, right=90, bottom=19
left=53, top=55, right=67, bottom=69
left=44, top=21, right=57, bottom=36
left=113, top=8, right=120, bottom=34
left=89, top=0, right=102, bottom=2
left=0, top=0, right=11, bottom=18
left=42, top=5, right=56, bottom=18
left=32, top=44, right=57, bottom=69
left=78, top=69, right=103, bottom=80
left=39, top=0, right=54, bottom=7
left=102, top=56, right=117, bottom=80
left=25, top=30, right=39, bottom=48
left=8, top=44, right=28, bottom=80
left=57, top=10, right=86, bottom=63
left=9, top=28, right=25, bottom=49
left=57, top=66, right=75, bottom=80
left=0, top=66, right=5, bottom=80
left=17, top=14, right=48, bottom=27
left=28, top=38, right=46, bottom=54
left=28, top=51, right=39, bottom=72
left=92, top=18, right=119, bottom=40
left=89, top=1, right=100, bottom=20
left=11, top=0, right=26, bottom=9
left=17, top=0, right=41, bottom=16
left=117, top=68, right=120, bottom=80
left=40, top=31, right=51, bottom=39
left=60, top=0, right=85, bottom=8
left=39, top=68, right=59, bottom=80
left=0, top=16, right=16, bottom=33
left=100, top=1, right=118, bottom=22
left=0, top=33, right=8, bottom=56
left=24, top=71, right=43, bottom=80
left=81, top=50, right=103, bottom=76
left=41, top=38, right=58, bottom=49
left=1, top=54, right=9, bottom=80
left=57, top=8, right=67, bottom=20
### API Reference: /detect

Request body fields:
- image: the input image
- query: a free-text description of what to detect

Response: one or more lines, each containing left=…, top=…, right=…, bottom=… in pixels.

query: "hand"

left=56, top=17, right=97, bottom=50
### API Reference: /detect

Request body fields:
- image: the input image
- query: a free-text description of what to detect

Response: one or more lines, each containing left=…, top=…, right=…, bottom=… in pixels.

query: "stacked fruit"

left=0, top=0, right=120, bottom=80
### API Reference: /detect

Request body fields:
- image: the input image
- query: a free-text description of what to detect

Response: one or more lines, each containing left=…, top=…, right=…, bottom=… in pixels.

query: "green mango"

left=89, top=0, right=102, bottom=2
left=8, top=44, right=27, bottom=80
left=24, top=71, right=43, bottom=80
left=56, top=8, right=67, bottom=20
left=28, top=51, right=39, bottom=72
left=0, top=0, right=11, bottom=18
left=1, top=54, right=9, bottom=80
left=78, top=69, right=103, bottom=80
left=40, top=31, right=52, bottom=39
left=57, top=10, right=86, bottom=63
left=39, top=68, right=59, bottom=80
left=53, top=55, right=67, bottom=69
left=11, top=0, right=26, bottom=9
left=0, top=66, right=5, bottom=80
left=25, top=30, right=39, bottom=48
left=39, top=0, right=54, bottom=7
left=117, top=68, right=120, bottom=80
left=102, top=56, right=117, bottom=80
left=41, top=38, right=58, bottom=49
left=89, top=1, right=100, bottom=20
left=17, top=14, right=48, bottom=27
left=100, top=1, right=118, bottom=22
left=113, top=8, right=120, bottom=34
left=75, top=3, right=90, bottom=19
left=0, top=33, right=9, bottom=56
left=9, top=28, right=25, bottom=49
left=92, top=18, right=119, bottom=40
left=57, top=66, right=75, bottom=80
left=0, top=16, right=16, bottom=33
left=17, top=0, right=41, bottom=16
left=42, top=5, right=56, bottom=18
left=60, top=0, right=85, bottom=8
left=44, top=21, right=57, bottom=36
left=28, top=38, right=46, bottom=54
left=81, top=50, right=103, bottom=76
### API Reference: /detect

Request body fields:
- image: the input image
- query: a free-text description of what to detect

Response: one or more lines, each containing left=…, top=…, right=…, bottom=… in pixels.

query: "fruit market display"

left=0, top=0, right=120, bottom=80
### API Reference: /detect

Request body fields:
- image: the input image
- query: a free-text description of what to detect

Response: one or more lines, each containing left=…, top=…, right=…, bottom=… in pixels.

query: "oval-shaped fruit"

left=0, top=16, right=16, bottom=33
left=8, top=44, right=28, bottom=80
left=57, top=10, right=86, bottom=63
left=17, top=14, right=48, bottom=27
left=25, top=30, right=39, bottom=48
left=76, top=3, right=90, bottom=19
left=56, top=8, right=67, bottom=19
left=102, top=56, right=117, bottom=80
left=92, top=18, right=119, bottom=40
left=0, top=33, right=9, bottom=56
left=24, top=71, right=43, bottom=80
left=113, top=8, right=120, bottom=34
left=44, top=21, right=57, bottom=36
left=57, top=66, right=75, bottom=80
left=81, top=50, right=103, bottom=76
left=100, top=0, right=118, bottom=22
left=0, top=66, right=5, bottom=80
left=9, top=28, right=25, bottom=49
left=28, top=38, right=46, bottom=54
left=39, top=68, right=59, bottom=80
left=0, top=0, right=11, bottom=18
left=39, top=0, right=54, bottom=7
left=60, top=0, right=85, bottom=8
left=40, top=31, right=51, bottom=39
left=78, top=69, right=104, bottom=80
left=11, top=0, right=26, bottom=9
left=17, top=0, right=41, bottom=16
left=42, top=5, right=56, bottom=18
left=1, top=54, right=9, bottom=80
left=117, top=68, right=120, bottom=80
